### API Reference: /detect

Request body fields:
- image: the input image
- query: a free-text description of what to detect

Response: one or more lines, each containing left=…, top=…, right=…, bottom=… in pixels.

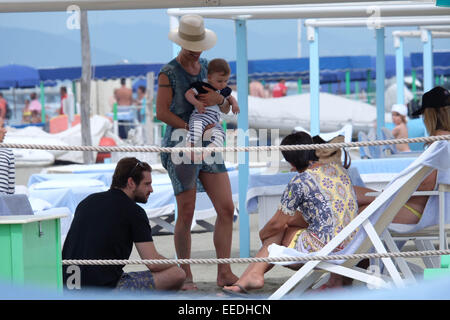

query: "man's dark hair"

left=120, top=78, right=126, bottom=85
left=111, top=157, right=152, bottom=189
left=0, top=92, right=3, bottom=97
left=280, top=131, right=317, bottom=171
left=60, top=86, right=67, bottom=94
left=138, top=86, right=146, bottom=94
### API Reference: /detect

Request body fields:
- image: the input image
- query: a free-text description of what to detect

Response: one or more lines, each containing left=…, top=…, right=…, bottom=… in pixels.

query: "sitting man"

left=62, top=157, right=186, bottom=292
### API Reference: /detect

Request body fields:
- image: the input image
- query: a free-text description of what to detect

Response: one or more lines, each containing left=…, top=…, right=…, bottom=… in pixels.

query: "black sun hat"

left=412, top=86, right=450, bottom=116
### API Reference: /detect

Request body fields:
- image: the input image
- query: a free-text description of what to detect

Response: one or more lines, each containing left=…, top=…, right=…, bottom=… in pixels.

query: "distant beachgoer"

left=272, top=79, right=287, bottom=98
left=391, top=104, right=411, bottom=152
left=184, top=58, right=240, bottom=161
left=0, top=93, right=7, bottom=120
left=62, top=157, right=186, bottom=291
left=30, top=110, right=41, bottom=124
left=22, top=99, right=32, bottom=123
left=0, top=118, right=15, bottom=195
left=60, top=86, right=75, bottom=125
left=134, top=85, right=147, bottom=123
left=59, top=86, right=67, bottom=115
left=355, top=86, right=450, bottom=225
left=156, top=14, right=238, bottom=290
left=249, top=80, right=266, bottom=98
left=223, top=131, right=358, bottom=295
left=114, top=78, right=133, bottom=106
left=29, top=92, right=42, bottom=117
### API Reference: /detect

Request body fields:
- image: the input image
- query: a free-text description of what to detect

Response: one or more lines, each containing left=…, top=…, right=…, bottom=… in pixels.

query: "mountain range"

left=1, top=17, right=447, bottom=69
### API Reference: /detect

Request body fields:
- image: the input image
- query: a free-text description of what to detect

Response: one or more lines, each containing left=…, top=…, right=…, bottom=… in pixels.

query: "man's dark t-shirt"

left=62, top=188, right=153, bottom=289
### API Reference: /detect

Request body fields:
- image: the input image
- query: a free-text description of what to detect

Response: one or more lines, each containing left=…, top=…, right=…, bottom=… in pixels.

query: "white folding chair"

left=268, top=141, right=449, bottom=299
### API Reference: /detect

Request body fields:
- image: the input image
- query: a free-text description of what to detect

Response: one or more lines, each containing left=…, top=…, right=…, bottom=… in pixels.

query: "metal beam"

left=168, top=3, right=450, bottom=20
left=0, top=0, right=425, bottom=13
left=305, top=16, right=450, bottom=27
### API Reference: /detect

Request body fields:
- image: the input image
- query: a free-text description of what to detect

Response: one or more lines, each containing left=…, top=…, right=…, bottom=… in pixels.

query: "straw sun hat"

left=168, top=14, right=217, bottom=52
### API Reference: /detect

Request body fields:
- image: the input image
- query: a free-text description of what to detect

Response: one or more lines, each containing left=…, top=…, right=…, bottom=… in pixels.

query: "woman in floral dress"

left=223, top=131, right=359, bottom=295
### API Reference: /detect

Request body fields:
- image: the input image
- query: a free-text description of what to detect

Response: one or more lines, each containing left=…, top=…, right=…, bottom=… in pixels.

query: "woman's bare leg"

left=224, top=226, right=300, bottom=292
left=199, top=171, right=238, bottom=287
left=174, top=188, right=197, bottom=290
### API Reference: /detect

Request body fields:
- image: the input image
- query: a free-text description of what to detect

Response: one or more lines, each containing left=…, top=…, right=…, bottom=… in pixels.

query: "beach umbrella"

left=0, top=64, right=40, bottom=117
left=0, top=64, right=40, bottom=89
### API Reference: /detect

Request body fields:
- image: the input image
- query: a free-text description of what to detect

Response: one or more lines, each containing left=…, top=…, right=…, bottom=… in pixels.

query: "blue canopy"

left=38, top=63, right=164, bottom=85
left=0, top=64, right=40, bottom=89
left=410, top=51, right=450, bottom=77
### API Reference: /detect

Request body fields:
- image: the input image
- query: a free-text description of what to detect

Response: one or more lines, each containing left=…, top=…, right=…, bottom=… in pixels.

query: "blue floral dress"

left=159, top=58, right=227, bottom=196
left=279, top=162, right=358, bottom=253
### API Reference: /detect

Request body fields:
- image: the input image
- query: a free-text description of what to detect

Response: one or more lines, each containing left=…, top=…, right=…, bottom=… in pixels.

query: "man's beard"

left=134, top=193, right=149, bottom=204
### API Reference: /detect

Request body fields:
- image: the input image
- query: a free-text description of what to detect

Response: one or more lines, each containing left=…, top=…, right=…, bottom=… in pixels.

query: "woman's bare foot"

left=223, top=273, right=265, bottom=292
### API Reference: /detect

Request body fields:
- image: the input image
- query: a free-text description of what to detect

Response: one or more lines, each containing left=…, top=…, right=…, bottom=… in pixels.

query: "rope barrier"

left=1, top=134, right=449, bottom=153
left=62, top=248, right=450, bottom=266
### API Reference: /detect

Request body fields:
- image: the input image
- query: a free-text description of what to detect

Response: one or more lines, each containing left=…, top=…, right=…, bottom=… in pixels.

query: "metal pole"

left=80, top=10, right=94, bottom=164
left=345, top=70, right=351, bottom=97
left=297, top=78, right=303, bottom=94
left=170, top=15, right=180, bottom=58
left=236, top=19, right=250, bottom=258
left=376, top=27, right=385, bottom=139
left=39, top=81, right=46, bottom=123
left=308, top=25, right=320, bottom=136
left=297, top=19, right=302, bottom=58
left=422, top=29, right=434, bottom=92
left=395, top=36, right=405, bottom=105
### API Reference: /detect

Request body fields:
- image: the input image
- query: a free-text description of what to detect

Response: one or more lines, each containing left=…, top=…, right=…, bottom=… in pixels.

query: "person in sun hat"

left=391, top=103, right=411, bottom=152
left=355, top=86, right=450, bottom=226
left=412, top=86, right=450, bottom=137
left=156, top=14, right=238, bottom=291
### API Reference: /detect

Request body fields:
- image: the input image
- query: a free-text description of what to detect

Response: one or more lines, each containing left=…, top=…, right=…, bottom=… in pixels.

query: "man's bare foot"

left=217, top=272, right=239, bottom=288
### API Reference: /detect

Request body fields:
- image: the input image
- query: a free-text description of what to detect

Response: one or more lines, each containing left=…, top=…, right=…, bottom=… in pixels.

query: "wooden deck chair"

left=268, top=141, right=448, bottom=300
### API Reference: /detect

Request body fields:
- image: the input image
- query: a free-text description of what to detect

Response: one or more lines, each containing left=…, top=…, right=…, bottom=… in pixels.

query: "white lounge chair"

left=267, top=140, right=449, bottom=299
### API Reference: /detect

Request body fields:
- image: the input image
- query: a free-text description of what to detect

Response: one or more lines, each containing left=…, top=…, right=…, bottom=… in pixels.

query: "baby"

left=185, top=58, right=240, bottom=161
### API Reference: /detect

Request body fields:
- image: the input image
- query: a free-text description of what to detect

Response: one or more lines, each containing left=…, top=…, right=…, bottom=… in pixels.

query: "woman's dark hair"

left=111, top=157, right=152, bottom=189
left=280, top=131, right=317, bottom=171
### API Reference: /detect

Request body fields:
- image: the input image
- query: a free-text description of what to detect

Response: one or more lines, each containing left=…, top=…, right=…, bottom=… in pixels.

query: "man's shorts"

left=115, top=271, right=155, bottom=291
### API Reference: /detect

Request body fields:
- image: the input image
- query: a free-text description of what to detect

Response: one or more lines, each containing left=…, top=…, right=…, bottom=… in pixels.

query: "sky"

left=0, top=8, right=449, bottom=68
